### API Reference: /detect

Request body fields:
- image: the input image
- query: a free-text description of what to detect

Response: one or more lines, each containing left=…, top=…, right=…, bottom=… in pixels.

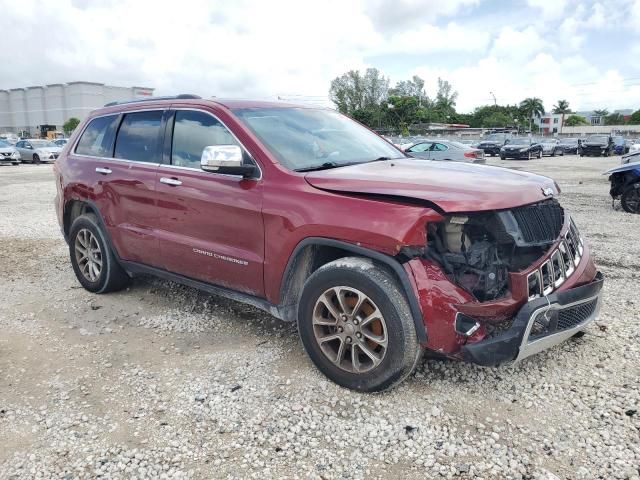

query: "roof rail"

left=104, top=94, right=201, bottom=107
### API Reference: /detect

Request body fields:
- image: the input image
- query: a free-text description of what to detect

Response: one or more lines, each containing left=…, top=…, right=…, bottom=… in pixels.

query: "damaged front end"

left=404, top=198, right=602, bottom=364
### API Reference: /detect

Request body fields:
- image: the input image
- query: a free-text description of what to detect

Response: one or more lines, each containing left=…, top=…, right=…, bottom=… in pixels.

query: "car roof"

left=92, top=97, right=319, bottom=117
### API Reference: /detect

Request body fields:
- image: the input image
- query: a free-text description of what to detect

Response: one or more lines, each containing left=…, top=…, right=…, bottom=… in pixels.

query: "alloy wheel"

left=623, top=189, right=640, bottom=213
left=312, top=286, right=388, bottom=373
left=74, top=228, right=103, bottom=282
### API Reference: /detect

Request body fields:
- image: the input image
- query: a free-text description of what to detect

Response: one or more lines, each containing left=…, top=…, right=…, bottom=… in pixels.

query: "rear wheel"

left=621, top=185, right=640, bottom=214
left=297, top=257, right=421, bottom=392
left=538, top=149, right=543, bottom=159
left=68, top=213, right=131, bottom=293
left=12, top=162, right=19, bottom=166
left=500, top=155, right=506, bottom=160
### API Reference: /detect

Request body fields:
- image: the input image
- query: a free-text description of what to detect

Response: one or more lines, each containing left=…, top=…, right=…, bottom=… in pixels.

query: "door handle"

left=160, top=177, right=182, bottom=186
left=95, top=167, right=112, bottom=175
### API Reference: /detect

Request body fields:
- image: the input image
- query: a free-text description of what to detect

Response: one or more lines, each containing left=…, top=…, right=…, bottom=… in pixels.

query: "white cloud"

left=0, top=0, right=639, bottom=114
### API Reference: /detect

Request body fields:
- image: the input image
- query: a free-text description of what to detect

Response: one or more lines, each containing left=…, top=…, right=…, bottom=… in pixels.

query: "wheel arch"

left=279, top=237, right=427, bottom=342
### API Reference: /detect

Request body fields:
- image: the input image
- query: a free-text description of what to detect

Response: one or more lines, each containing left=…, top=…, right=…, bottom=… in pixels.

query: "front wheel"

left=12, top=162, right=19, bottom=166
left=500, top=155, right=506, bottom=160
left=33, top=154, right=40, bottom=164
left=538, top=149, right=543, bottom=159
left=297, top=257, right=422, bottom=392
left=68, top=213, right=131, bottom=293
left=621, top=185, right=640, bottom=214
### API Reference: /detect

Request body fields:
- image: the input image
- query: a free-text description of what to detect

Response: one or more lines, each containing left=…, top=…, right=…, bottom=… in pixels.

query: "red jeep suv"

left=54, top=95, right=603, bottom=391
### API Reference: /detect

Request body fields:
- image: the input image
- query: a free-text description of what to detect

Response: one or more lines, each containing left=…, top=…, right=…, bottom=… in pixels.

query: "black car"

left=558, top=138, right=580, bottom=154
left=579, top=135, right=614, bottom=157
left=477, top=133, right=513, bottom=156
left=499, top=138, right=543, bottom=160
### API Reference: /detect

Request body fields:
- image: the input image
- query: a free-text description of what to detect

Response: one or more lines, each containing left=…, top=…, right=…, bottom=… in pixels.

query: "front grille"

left=1, top=152, right=10, bottom=157
left=529, top=298, right=598, bottom=339
left=512, top=200, right=564, bottom=244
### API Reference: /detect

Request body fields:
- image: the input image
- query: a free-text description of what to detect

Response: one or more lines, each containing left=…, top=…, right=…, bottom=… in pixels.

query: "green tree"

left=519, top=97, right=545, bottom=132
left=389, top=75, right=428, bottom=105
left=604, top=113, right=625, bottom=125
left=552, top=99, right=571, bottom=133
left=63, top=117, right=80, bottom=135
left=433, top=78, right=458, bottom=122
left=329, top=68, right=389, bottom=115
left=564, top=114, right=589, bottom=126
left=630, top=109, right=640, bottom=124
left=384, top=95, right=419, bottom=134
left=593, top=109, right=609, bottom=117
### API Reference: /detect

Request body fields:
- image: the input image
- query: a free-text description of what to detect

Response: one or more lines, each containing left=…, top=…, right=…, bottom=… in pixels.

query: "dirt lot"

left=0, top=156, right=638, bottom=479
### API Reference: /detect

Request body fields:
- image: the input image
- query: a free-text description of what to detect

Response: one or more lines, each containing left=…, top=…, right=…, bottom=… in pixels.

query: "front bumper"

left=461, top=271, right=603, bottom=366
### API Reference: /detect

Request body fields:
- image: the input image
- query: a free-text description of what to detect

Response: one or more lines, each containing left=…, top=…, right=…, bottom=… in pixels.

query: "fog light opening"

left=455, top=313, right=481, bottom=337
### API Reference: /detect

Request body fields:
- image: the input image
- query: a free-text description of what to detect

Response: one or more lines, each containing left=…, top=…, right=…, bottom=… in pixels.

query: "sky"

left=1, top=0, right=640, bottom=113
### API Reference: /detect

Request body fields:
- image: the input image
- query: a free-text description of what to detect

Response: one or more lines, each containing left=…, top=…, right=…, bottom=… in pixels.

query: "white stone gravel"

left=0, top=159, right=639, bottom=479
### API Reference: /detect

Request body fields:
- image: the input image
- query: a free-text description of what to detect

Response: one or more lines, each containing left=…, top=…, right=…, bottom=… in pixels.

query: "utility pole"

left=490, top=91, right=497, bottom=106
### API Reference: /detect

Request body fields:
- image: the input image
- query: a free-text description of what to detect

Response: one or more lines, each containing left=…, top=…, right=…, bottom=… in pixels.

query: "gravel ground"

left=0, top=156, right=638, bottom=480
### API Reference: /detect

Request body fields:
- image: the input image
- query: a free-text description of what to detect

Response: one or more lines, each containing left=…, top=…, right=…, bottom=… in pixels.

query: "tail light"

left=464, top=151, right=481, bottom=158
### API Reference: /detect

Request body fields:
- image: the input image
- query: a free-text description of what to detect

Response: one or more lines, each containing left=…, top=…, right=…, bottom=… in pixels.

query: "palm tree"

left=552, top=100, right=571, bottom=133
left=519, top=97, right=545, bottom=132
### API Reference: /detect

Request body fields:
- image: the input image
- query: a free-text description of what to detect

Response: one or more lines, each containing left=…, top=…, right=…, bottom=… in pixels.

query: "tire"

left=500, top=155, right=506, bottom=160
left=551, top=150, right=556, bottom=157
left=68, top=213, right=131, bottom=293
left=33, top=154, right=40, bottom=164
left=297, top=257, right=422, bottom=392
left=538, top=149, right=543, bottom=159
left=12, top=162, right=19, bottom=166
left=621, top=185, right=640, bottom=214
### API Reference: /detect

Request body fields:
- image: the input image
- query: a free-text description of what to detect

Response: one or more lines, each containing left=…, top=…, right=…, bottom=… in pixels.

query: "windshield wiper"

left=295, top=161, right=340, bottom=172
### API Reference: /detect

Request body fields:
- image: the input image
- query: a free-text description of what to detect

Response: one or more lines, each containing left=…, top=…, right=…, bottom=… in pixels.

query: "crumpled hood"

left=304, top=159, right=559, bottom=213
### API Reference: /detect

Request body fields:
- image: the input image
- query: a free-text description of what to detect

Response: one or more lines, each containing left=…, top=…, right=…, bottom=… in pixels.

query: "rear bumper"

left=461, top=272, right=603, bottom=366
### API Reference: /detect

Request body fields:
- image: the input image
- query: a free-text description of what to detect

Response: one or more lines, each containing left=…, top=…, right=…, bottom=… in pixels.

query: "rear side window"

left=114, top=111, right=163, bottom=163
left=75, top=115, right=117, bottom=157
left=171, top=110, right=238, bottom=168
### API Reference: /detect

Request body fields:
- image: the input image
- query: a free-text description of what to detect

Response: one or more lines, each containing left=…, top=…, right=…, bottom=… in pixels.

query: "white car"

left=0, top=139, right=21, bottom=165
left=15, top=139, right=62, bottom=163
left=629, top=140, right=640, bottom=154
left=53, top=138, right=70, bottom=147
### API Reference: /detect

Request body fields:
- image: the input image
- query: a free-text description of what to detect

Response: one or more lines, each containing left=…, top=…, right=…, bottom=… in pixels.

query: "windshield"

left=586, top=135, right=608, bottom=143
left=233, top=107, right=403, bottom=171
left=0, top=140, right=10, bottom=147
left=30, top=140, right=57, bottom=148
left=484, top=134, right=506, bottom=142
left=509, top=137, right=531, bottom=146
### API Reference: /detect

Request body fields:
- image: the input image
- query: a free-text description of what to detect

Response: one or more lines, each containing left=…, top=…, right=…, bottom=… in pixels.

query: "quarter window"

left=433, top=143, right=448, bottom=151
left=75, top=115, right=118, bottom=157
left=114, top=111, right=163, bottom=163
left=171, top=110, right=239, bottom=168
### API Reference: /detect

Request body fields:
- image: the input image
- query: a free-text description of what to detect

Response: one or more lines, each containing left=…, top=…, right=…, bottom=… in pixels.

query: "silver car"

left=404, top=139, right=485, bottom=163
left=15, top=139, right=62, bottom=163
left=538, top=138, right=564, bottom=157
left=0, top=139, right=21, bottom=165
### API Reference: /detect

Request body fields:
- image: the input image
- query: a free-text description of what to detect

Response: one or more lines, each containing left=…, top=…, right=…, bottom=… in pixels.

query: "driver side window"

left=408, top=142, right=431, bottom=153
left=171, top=110, right=240, bottom=169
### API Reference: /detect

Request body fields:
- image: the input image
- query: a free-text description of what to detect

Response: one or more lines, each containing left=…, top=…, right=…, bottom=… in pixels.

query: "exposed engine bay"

left=426, top=199, right=564, bottom=302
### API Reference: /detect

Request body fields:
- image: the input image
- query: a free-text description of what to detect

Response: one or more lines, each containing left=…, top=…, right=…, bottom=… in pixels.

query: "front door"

left=155, top=109, right=265, bottom=296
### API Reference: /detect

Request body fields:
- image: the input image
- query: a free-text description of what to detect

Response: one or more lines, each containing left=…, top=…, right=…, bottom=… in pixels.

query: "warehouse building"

left=0, top=81, right=154, bottom=137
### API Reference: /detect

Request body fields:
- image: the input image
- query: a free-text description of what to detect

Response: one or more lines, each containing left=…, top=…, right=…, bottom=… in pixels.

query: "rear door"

left=155, top=108, right=265, bottom=296
left=70, top=110, right=165, bottom=267
left=429, top=142, right=449, bottom=160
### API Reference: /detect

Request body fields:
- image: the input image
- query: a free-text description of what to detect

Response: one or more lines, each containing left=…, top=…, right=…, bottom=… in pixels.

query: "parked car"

left=613, top=136, right=628, bottom=155
left=0, top=139, right=21, bottom=165
left=621, top=150, right=640, bottom=165
left=15, top=139, right=62, bottom=163
left=457, top=139, right=479, bottom=148
left=54, top=96, right=603, bottom=391
left=53, top=138, right=70, bottom=147
left=477, top=133, right=513, bottom=156
left=558, top=138, right=580, bottom=155
left=629, top=140, right=640, bottom=154
left=538, top=138, right=564, bottom=157
left=604, top=160, right=640, bottom=213
left=579, top=135, right=614, bottom=157
left=404, top=139, right=485, bottom=163
left=499, top=137, right=543, bottom=160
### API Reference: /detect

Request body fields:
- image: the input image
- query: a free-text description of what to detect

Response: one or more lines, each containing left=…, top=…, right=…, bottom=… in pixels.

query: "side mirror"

left=504, top=139, right=510, bottom=145
left=200, top=145, right=257, bottom=178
